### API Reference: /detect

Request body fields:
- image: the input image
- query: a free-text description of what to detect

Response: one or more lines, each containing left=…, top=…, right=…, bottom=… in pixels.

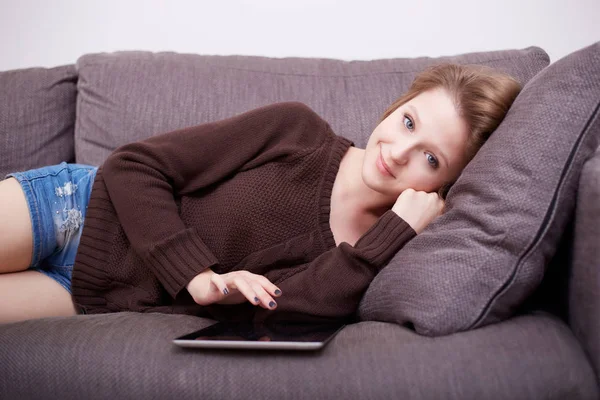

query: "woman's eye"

left=403, top=115, right=414, bottom=131
left=426, top=153, right=439, bottom=169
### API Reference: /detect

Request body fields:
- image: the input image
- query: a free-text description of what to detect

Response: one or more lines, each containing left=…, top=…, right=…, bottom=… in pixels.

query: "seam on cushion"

left=76, top=50, right=549, bottom=79
left=468, top=95, right=600, bottom=331
left=214, top=53, right=548, bottom=78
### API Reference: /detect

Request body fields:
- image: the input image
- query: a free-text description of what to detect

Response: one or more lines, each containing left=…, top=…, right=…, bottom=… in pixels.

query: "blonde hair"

left=378, top=63, right=522, bottom=198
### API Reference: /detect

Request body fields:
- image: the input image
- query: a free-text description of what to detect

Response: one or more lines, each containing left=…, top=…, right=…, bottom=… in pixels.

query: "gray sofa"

left=0, top=43, right=599, bottom=399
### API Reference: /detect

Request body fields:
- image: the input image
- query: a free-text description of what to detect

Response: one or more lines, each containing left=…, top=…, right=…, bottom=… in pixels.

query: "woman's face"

left=363, top=87, right=470, bottom=196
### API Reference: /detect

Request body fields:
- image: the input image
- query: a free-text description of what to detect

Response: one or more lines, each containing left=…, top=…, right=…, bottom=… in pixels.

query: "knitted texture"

left=71, top=102, right=416, bottom=323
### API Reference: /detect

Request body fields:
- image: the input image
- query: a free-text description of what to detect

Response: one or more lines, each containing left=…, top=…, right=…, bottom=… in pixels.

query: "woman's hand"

left=391, top=188, right=445, bottom=234
left=186, top=268, right=282, bottom=309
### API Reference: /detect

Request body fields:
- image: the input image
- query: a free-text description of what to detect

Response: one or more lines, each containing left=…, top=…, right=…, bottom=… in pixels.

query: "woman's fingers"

left=209, top=273, right=229, bottom=296
left=222, top=273, right=279, bottom=309
left=231, top=277, right=267, bottom=308
left=255, top=275, right=282, bottom=298
left=250, top=282, right=277, bottom=309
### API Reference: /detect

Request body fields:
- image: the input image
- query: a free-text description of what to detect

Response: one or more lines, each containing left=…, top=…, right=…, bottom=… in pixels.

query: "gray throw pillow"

left=0, top=65, right=77, bottom=177
left=358, top=42, right=600, bottom=336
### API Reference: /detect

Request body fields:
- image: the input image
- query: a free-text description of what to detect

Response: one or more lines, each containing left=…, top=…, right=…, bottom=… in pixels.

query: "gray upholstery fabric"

left=571, top=146, right=600, bottom=383
left=74, top=47, right=548, bottom=166
left=0, top=311, right=596, bottom=400
left=0, top=65, right=77, bottom=178
left=358, top=42, right=600, bottom=336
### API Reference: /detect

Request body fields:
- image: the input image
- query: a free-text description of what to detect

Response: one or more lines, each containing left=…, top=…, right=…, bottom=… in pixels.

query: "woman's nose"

left=390, top=142, right=412, bottom=165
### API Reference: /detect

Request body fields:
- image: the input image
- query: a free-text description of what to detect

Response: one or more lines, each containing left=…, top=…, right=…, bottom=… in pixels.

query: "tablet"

left=173, top=320, right=346, bottom=351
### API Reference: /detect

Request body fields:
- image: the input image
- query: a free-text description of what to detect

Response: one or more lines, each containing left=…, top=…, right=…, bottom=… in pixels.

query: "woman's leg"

left=0, top=176, right=76, bottom=323
left=0, top=270, right=76, bottom=323
left=0, top=177, right=33, bottom=273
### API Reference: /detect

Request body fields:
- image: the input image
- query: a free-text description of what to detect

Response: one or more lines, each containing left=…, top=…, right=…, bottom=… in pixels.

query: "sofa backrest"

left=73, top=48, right=549, bottom=166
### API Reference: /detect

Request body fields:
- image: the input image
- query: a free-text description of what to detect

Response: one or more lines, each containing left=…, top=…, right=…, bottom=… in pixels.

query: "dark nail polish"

left=254, top=297, right=260, bottom=303
left=274, top=289, right=281, bottom=295
left=223, top=288, right=229, bottom=295
left=269, top=301, right=276, bottom=308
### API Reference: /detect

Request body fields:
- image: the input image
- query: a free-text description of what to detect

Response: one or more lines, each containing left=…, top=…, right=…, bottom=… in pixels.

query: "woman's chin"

left=363, top=173, right=401, bottom=199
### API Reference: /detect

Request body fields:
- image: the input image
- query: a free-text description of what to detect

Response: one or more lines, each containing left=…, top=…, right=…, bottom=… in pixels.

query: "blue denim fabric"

left=5, top=162, right=98, bottom=294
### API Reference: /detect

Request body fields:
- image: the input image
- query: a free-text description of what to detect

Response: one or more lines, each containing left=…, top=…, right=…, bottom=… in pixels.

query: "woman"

left=0, top=64, right=521, bottom=324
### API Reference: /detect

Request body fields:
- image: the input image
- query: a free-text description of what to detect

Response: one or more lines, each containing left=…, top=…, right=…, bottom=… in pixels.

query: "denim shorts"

left=5, top=162, right=98, bottom=294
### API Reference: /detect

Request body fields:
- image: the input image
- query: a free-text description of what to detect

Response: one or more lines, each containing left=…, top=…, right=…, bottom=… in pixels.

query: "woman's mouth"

left=376, top=146, right=395, bottom=178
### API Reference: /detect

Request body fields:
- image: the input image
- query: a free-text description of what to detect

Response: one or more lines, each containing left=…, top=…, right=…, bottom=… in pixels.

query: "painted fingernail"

left=223, top=288, right=229, bottom=295
left=254, top=297, right=260, bottom=303
left=269, top=301, right=276, bottom=308
left=274, top=289, right=282, bottom=295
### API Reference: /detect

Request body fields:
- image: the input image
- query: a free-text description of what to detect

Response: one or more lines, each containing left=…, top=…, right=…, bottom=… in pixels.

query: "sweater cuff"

left=145, top=227, right=219, bottom=298
left=353, top=210, right=416, bottom=269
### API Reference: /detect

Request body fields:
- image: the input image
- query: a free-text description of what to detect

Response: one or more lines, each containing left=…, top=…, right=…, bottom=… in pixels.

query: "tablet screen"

left=173, top=321, right=346, bottom=350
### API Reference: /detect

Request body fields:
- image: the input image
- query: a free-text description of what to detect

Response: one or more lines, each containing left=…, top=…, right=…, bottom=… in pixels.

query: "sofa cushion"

left=74, top=47, right=548, bottom=166
left=0, top=65, right=77, bottom=178
left=0, top=312, right=596, bottom=399
left=358, top=42, right=600, bottom=336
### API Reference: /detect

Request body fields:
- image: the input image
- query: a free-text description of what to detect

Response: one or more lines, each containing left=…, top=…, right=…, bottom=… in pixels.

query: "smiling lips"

left=377, top=146, right=395, bottom=178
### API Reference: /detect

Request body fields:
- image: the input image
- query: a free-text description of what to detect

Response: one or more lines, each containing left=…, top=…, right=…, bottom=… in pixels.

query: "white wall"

left=1, top=0, right=598, bottom=71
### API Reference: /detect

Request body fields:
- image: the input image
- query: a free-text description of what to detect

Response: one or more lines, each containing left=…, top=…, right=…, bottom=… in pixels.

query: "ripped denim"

left=5, top=162, right=98, bottom=294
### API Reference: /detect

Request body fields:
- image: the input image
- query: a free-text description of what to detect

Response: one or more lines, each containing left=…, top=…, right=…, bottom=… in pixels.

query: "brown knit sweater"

left=71, top=101, right=416, bottom=324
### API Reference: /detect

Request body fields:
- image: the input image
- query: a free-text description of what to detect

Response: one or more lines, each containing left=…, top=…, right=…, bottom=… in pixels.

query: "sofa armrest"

left=570, top=146, right=600, bottom=383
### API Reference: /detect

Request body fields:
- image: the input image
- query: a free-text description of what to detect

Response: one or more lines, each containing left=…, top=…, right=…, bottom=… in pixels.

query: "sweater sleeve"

left=253, top=210, right=417, bottom=324
left=101, top=101, right=330, bottom=298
